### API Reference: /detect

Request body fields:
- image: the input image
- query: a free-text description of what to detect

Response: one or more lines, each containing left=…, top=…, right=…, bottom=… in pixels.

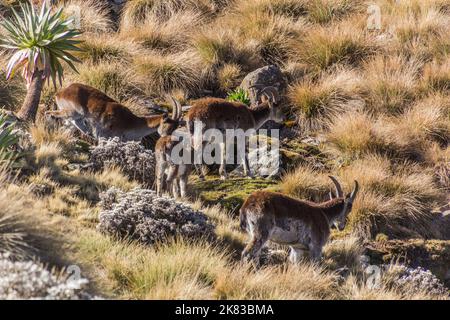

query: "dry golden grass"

left=339, top=155, right=445, bottom=238
left=290, top=21, right=375, bottom=72
left=69, top=61, right=140, bottom=102
left=0, top=166, right=62, bottom=260
left=59, top=0, right=113, bottom=34
left=362, top=55, right=422, bottom=114
left=289, top=68, right=364, bottom=132
left=121, top=10, right=204, bottom=52
left=422, top=58, right=450, bottom=92
left=325, top=111, right=384, bottom=160
left=77, top=35, right=141, bottom=64
left=375, top=96, right=450, bottom=160
left=132, top=50, right=204, bottom=96
left=121, top=0, right=222, bottom=31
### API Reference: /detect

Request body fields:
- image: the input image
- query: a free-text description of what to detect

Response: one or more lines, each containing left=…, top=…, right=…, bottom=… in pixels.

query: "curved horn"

left=350, top=180, right=359, bottom=202
left=329, top=190, right=334, bottom=200
left=169, top=97, right=181, bottom=120
left=328, top=176, right=344, bottom=198
left=260, top=86, right=279, bottom=104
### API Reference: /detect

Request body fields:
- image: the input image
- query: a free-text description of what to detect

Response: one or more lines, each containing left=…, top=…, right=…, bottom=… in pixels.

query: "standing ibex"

left=240, top=176, right=359, bottom=265
left=155, top=98, right=192, bottom=198
left=186, top=87, right=284, bottom=180
left=46, top=83, right=181, bottom=141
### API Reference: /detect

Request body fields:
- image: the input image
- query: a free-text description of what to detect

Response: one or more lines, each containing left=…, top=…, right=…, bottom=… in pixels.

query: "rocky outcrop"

left=97, top=188, right=215, bottom=246
left=240, top=65, right=286, bottom=106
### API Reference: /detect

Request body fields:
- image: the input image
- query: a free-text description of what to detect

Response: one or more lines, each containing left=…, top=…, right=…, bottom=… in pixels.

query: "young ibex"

left=155, top=99, right=192, bottom=198
left=240, top=176, right=359, bottom=265
left=186, top=87, right=284, bottom=180
left=46, top=83, right=181, bottom=141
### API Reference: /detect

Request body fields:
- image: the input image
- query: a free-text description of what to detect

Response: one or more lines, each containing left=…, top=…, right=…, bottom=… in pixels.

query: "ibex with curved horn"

left=240, top=176, right=359, bottom=265
left=186, top=86, right=284, bottom=179
left=155, top=97, right=192, bottom=198
left=46, top=83, right=182, bottom=141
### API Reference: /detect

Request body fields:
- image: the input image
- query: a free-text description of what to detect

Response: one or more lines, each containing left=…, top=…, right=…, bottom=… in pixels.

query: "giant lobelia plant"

left=0, top=0, right=82, bottom=122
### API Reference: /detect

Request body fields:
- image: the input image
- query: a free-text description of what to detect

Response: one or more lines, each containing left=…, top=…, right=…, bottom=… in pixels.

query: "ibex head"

left=158, top=97, right=184, bottom=136
left=257, top=86, right=284, bottom=123
left=328, top=176, right=359, bottom=231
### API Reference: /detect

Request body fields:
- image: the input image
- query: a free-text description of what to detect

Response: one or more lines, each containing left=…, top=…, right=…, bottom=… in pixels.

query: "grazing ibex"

left=155, top=98, right=192, bottom=198
left=240, top=176, right=359, bottom=265
left=46, top=83, right=181, bottom=141
left=186, top=87, right=284, bottom=180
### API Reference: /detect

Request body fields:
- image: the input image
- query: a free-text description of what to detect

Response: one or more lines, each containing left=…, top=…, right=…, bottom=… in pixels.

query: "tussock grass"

left=0, top=167, right=60, bottom=260
left=291, top=23, right=374, bottom=72
left=121, top=10, right=204, bottom=52
left=77, top=36, right=141, bottom=64
left=133, top=50, right=204, bottom=96
left=339, top=155, right=445, bottom=238
left=288, top=68, right=365, bottom=132
left=422, top=58, right=450, bottom=92
left=325, top=111, right=384, bottom=160
left=306, top=0, right=362, bottom=24
left=280, top=165, right=330, bottom=202
left=121, top=0, right=220, bottom=31
left=70, top=62, right=140, bottom=102
left=192, top=27, right=260, bottom=77
left=217, top=63, right=242, bottom=92
left=362, top=55, right=421, bottom=114
left=233, top=0, right=307, bottom=19
left=375, top=96, right=450, bottom=160
left=59, top=0, right=112, bottom=34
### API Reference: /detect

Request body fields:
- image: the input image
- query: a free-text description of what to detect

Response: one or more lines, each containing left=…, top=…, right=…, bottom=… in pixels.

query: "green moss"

left=191, top=176, right=279, bottom=212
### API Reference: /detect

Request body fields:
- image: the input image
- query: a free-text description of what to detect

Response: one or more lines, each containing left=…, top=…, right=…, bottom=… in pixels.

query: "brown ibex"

left=46, top=83, right=181, bottom=141
left=240, top=176, right=359, bottom=265
left=186, top=87, right=284, bottom=180
left=155, top=98, right=191, bottom=198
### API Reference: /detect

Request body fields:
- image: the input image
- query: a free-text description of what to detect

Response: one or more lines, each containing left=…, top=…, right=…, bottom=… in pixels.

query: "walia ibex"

left=186, top=87, right=284, bottom=180
left=240, top=176, right=359, bottom=265
left=46, top=83, right=181, bottom=141
left=155, top=98, right=191, bottom=198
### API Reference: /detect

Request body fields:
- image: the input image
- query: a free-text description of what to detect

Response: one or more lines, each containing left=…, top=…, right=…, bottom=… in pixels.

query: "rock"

left=0, top=253, right=96, bottom=300
left=97, top=188, right=215, bottom=246
left=240, top=65, right=286, bottom=106
left=89, top=138, right=155, bottom=186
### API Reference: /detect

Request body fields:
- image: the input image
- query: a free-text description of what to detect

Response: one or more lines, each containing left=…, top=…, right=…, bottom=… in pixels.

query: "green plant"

left=0, top=1, right=82, bottom=122
left=0, top=111, right=19, bottom=164
left=226, top=88, right=250, bottom=105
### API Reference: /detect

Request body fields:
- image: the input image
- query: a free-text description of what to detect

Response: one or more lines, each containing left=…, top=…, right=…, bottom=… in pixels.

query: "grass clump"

left=59, top=0, right=112, bottom=34
left=362, top=55, right=421, bottom=114
left=292, top=24, right=374, bottom=72
left=288, top=68, right=364, bottom=132
left=133, top=51, right=203, bottom=96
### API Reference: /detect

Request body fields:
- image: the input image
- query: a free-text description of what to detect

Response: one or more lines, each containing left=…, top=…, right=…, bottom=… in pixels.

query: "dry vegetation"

left=0, top=0, right=449, bottom=300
